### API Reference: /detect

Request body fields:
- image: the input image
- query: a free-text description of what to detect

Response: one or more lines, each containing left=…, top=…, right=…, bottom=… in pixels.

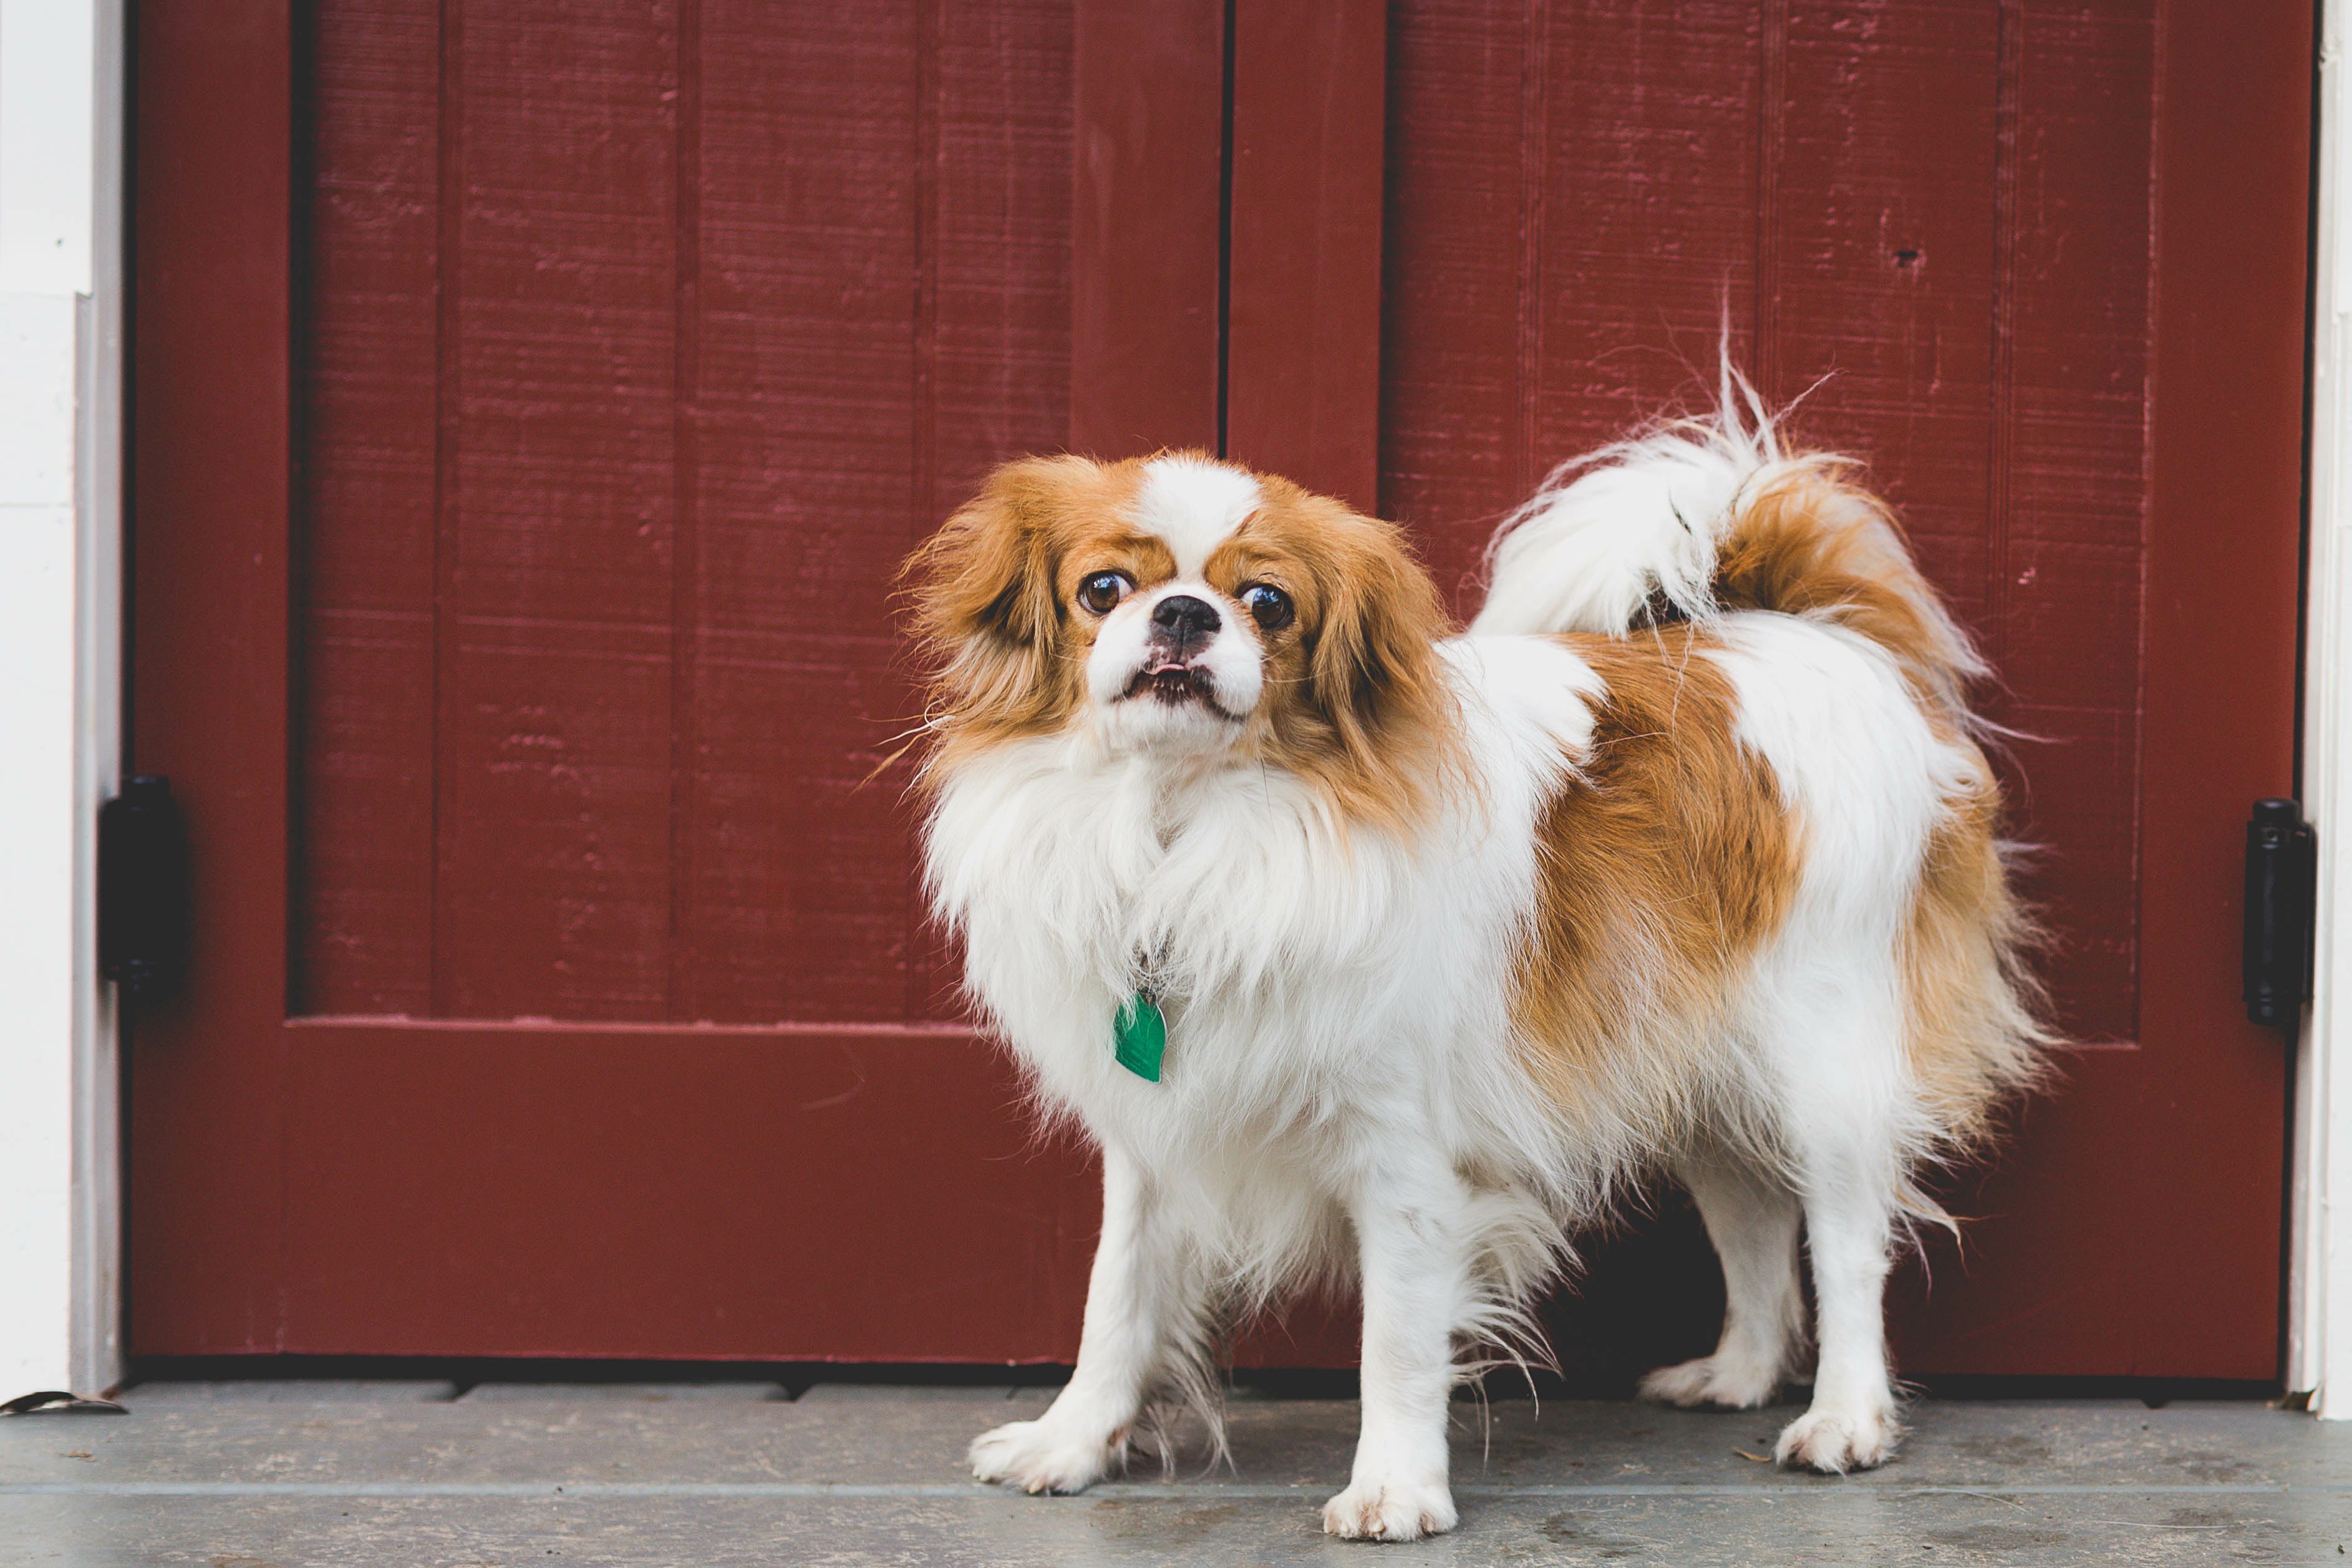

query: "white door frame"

left=2292, top=0, right=2352, bottom=1416
left=0, top=0, right=123, bottom=1400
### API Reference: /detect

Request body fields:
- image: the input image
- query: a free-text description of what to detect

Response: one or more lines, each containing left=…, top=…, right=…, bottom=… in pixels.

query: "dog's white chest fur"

left=923, top=639, right=1606, bottom=1219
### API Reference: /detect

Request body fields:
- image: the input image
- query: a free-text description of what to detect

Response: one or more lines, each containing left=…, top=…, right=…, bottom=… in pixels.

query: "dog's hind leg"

left=970, top=1143, right=1209, bottom=1494
left=1768, top=984, right=1908, bottom=1473
left=1638, top=1149, right=1804, bottom=1410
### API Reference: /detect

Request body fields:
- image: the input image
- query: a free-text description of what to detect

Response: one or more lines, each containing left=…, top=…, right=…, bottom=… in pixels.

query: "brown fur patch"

left=1513, top=631, right=1801, bottom=1124
left=1201, top=477, right=1462, bottom=835
left=1899, top=774, right=2053, bottom=1149
left=1708, top=462, right=1983, bottom=721
left=901, top=454, right=1146, bottom=770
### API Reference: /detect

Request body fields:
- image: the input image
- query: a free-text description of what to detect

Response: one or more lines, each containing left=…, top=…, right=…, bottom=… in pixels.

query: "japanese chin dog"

left=903, top=379, right=2050, bottom=1541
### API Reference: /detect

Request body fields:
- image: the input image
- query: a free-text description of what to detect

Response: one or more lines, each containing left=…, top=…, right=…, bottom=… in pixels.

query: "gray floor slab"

left=5, top=1386, right=2351, bottom=1564
left=795, top=1382, right=1057, bottom=1407
left=457, top=1382, right=788, bottom=1403
left=101, top=1379, right=460, bottom=1406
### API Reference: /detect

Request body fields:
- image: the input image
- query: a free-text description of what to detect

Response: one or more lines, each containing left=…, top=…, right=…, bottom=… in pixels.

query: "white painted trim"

left=2298, top=0, right=2352, bottom=1415
left=0, top=0, right=123, bottom=1400
left=69, top=0, right=125, bottom=1395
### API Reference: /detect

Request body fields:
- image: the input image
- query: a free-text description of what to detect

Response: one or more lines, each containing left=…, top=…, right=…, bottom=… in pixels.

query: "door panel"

left=280, top=1022, right=1090, bottom=1357
left=133, top=0, right=2308, bottom=1376
left=299, top=0, right=1074, bottom=1024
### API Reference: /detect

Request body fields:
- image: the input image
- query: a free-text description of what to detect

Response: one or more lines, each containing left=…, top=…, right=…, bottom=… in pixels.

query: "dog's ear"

left=903, top=456, right=1083, bottom=739
left=1299, top=504, right=1459, bottom=821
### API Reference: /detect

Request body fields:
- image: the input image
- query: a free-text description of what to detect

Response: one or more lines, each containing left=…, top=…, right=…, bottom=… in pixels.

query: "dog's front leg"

left=970, top=1143, right=1197, bottom=1494
left=1323, top=1164, right=1467, bottom=1541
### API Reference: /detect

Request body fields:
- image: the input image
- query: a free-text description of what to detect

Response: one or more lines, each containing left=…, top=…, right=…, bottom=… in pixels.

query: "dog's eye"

left=1241, top=583, right=1294, bottom=632
left=1078, top=571, right=1134, bottom=614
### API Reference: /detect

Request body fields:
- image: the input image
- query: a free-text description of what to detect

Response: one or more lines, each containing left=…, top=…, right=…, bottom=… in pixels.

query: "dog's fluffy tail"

left=1469, top=367, right=1985, bottom=725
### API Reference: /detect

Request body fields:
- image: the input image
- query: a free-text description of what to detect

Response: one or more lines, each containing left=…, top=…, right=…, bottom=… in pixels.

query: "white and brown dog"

left=904, top=382, right=2049, bottom=1541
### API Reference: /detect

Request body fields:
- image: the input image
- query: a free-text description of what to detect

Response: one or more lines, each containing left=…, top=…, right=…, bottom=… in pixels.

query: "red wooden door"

left=132, top=0, right=2308, bottom=1378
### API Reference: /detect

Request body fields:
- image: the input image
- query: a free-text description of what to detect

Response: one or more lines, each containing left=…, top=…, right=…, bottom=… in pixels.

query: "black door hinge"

left=99, top=775, right=191, bottom=1005
left=2244, top=798, right=2316, bottom=1029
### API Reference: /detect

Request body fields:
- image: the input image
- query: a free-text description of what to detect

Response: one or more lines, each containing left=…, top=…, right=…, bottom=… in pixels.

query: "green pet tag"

left=1114, top=991, right=1166, bottom=1082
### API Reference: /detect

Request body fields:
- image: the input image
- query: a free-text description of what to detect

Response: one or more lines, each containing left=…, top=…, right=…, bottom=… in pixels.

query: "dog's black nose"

left=1151, top=595, right=1221, bottom=641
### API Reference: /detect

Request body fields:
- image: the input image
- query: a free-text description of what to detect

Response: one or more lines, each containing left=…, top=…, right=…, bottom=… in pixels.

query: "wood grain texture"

left=1887, top=0, right=2167, bottom=1378
left=1527, top=0, right=1759, bottom=475
left=684, top=2, right=919, bottom=1024
left=2125, top=0, right=2306, bottom=1376
left=1381, top=0, right=1541, bottom=607
left=1067, top=0, right=1222, bottom=458
left=1225, top=0, right=1387, bottom=511
left=298, top=0, right=439, bottom=1016
left=130, top=0, right=296, bottom=1352
left=280, top=1020, right=1096, bottom=1359
left=297, top=0, right=1074, bottom=1027
left=434, top=1, right=681, bottom=1020
left=1983, top=0, right=2155, bottom=1048
left=1900, top=0, right=2301, bottom=1378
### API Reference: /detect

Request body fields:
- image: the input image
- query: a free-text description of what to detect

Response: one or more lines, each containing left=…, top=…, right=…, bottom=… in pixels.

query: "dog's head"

left=905, top=452, right=1458, bottom=826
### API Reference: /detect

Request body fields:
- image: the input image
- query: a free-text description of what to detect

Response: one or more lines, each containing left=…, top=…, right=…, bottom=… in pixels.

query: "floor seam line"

left=0, top=1480, right=2333, bottom=1499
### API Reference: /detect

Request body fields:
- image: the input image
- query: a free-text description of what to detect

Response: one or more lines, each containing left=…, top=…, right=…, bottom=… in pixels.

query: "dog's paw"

left=1773, top=1403, right=1897, bottom=1474
left=1637, top=1353, right=1780, bottom=1411
left=969, top=1418, right=1126, bottom=1495
left=1320, top=1477, right=1458, bottom=1541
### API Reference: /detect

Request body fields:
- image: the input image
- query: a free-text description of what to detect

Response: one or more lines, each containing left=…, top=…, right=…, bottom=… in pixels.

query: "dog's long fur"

left=905, top=382, right=2052, bottom=1541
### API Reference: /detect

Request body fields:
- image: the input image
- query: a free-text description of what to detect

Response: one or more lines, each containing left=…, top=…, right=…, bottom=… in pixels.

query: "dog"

left=903, top=380, right=2050, bottom=1541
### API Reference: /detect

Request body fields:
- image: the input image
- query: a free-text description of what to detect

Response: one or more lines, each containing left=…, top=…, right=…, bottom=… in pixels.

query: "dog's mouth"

left=1123, top=662, right=1219, bottom=710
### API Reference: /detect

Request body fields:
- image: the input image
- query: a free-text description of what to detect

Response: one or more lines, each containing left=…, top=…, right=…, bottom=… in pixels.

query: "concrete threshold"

left=4, top=1384, right=2346, bottom=1565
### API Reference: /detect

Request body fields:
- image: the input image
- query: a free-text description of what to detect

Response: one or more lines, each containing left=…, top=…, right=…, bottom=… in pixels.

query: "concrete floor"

left=4, top=1382, right=2350, bottom=1565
